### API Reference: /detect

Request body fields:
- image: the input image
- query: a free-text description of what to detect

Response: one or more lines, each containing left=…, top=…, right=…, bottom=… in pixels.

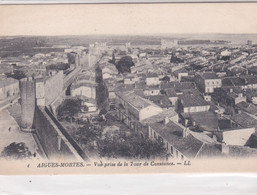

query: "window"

left=176, top=150, right=179, bottom=158
left=166, top=143, right=168, bottom=149
left=212, top=81, right=214, bottom=84
left=181, top=155, right=184, bottom=161
left=170, top=146, right=173, bottom=154
left=158, top=136, right=163, bottom=143
left=154, top=132, right=156, bottom=139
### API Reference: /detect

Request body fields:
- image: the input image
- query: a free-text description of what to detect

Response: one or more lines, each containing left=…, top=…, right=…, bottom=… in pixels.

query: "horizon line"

left=1, top=32, right=257, bottom=37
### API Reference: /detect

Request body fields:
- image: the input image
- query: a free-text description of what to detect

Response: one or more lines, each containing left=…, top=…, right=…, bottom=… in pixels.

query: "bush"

left=1, top=142, right=32, bottom=160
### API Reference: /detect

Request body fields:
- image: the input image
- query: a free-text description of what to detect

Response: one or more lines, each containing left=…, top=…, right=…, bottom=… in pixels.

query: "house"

left=102, top=67, right=118, bottom=80
left=235, top=101, right=257, bottom=116
left=213, top=87, right=246, bottom=107
left=195, top=72, right=222, bottom=93
left=71, top=74, right=97, bottom=99
left=146, top=72, right=160, bottom=86
left=140, top=108, right=178, bottom=136
left=115, top=91, right=163, bottom=134
left=124, top=74, right=138, bottom=85
left=178, top=90, right=210, bottom=113
left=146, top=95, right=173, bottom=109
left=143, top=85, right=160, bottom=96
left=0, top=77, right=19, bottom=100
left=230, top=112, right=257, bottom=128
left=161, top=81, right=196, bottom=92
left=180, top=111, right=219, bottom=132
left=213, top=127, right=255, bottom=146
left=164, top=88, right=178, bottom=106
left=243, top=76, right=257, bottom=89
left=173, top=67, right=188, bottom=81
left=222, top=76, right=257, bottom=90
left=81, top=98, right=98, bottom=112
left=148, top=120, right=204, bottom=160
left=246, top=90, right=257, bottom=104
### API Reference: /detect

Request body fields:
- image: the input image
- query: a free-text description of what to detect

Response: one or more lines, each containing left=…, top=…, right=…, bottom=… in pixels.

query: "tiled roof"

left=160, top=81, right=196, bottom=91
left=182, top=111, right=218, bottom=131
left=181, top=91, right=209, bottom=107
left=147, top=95, right=173, bottom=108
left=199, top=72, right=218, bottom=80
left=230, top=112, right=257, bottom=128
left=173, top=67, right=188, bottom=74
left=146, top=72, right=158, bottom=78
left=222, top=77, right=246, bottom=87
left=165, top=88, right=177, bottom=97
left=149, top=121, right=204, bottom=158
left=141, top=108, right=177, bottom=125
left=236, top=102, right=257, bottom=115
left=196, top=144, right=224, bottom=159
left=116, top=91, right=161, bottom=111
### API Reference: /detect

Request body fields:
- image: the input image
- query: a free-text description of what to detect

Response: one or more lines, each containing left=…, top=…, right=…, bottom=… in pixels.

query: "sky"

left=0, top=3, right=257, bottom=36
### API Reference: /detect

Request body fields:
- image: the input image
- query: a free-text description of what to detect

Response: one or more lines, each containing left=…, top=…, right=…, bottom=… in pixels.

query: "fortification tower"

left=75, top=53, right=81, bottom=67
left=20, top=77, right=36, bottom=129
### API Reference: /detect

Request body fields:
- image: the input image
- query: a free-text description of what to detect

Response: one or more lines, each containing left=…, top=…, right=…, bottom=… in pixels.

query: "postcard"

left=0, top=3, right=257, bottom=174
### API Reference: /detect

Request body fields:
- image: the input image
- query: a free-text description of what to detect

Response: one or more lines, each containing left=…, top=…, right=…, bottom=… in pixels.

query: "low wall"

left=34, top=106, right=89, bottom=161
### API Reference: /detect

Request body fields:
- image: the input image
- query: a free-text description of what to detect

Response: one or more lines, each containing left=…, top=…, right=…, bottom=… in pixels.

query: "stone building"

left=0, top=77, right=19, bottom=100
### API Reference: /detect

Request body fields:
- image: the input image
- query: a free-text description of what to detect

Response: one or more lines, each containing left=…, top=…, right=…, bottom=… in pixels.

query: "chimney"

left=164, top=117, right=169, bottom=125
left=238, top=93, right=243, bottom=98
left=230, top=88, right=233, bottom=93
left=182, top=127, right=189, bottom=138
left=221, top=142, right=229, bottom=154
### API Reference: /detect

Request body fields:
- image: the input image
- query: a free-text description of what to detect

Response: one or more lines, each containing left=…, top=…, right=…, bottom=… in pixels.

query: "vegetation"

left=115, top=56, right=135, bottom=74
left=57, top=98, right=82, bottom=121
left=98, top=133, right=166, bottom=159
left=95, top=66, right=109, bottom=110
left=170, top=54, right=184, bottom=64
left=47, top=63, right=70, bottom=71
left=73, top=122, right=103, bottom=148
left=5, top=70, right=26, bottom=80
left=0, top=142, right=32, bottom=160
left=67, top=53, right=76, bottom=64
left=160, top=75, right=170, bottom=82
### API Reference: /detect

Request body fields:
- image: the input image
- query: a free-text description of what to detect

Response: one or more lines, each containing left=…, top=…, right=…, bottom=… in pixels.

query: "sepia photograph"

left=0, top=2, right=257, bottom=174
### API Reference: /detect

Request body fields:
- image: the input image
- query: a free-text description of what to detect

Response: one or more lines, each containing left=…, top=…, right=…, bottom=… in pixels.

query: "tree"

left=73, top=122, right=103, bottom=148
left=219, top=55, right=230, bottom=61
left=98, top=133, right=166, bottom=159
left=67, top=53, right=76, bottom=64
left=170, top=54, right=184, bottom=64
left=1, top=142, right=32, bottom=160
left=5, top=70, right=26, bottom=80
left=160, top=76, right=170, bottom=82
left=116, top=56, right=135, bottom=74
left=57, top=98, right=82, bottom=121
